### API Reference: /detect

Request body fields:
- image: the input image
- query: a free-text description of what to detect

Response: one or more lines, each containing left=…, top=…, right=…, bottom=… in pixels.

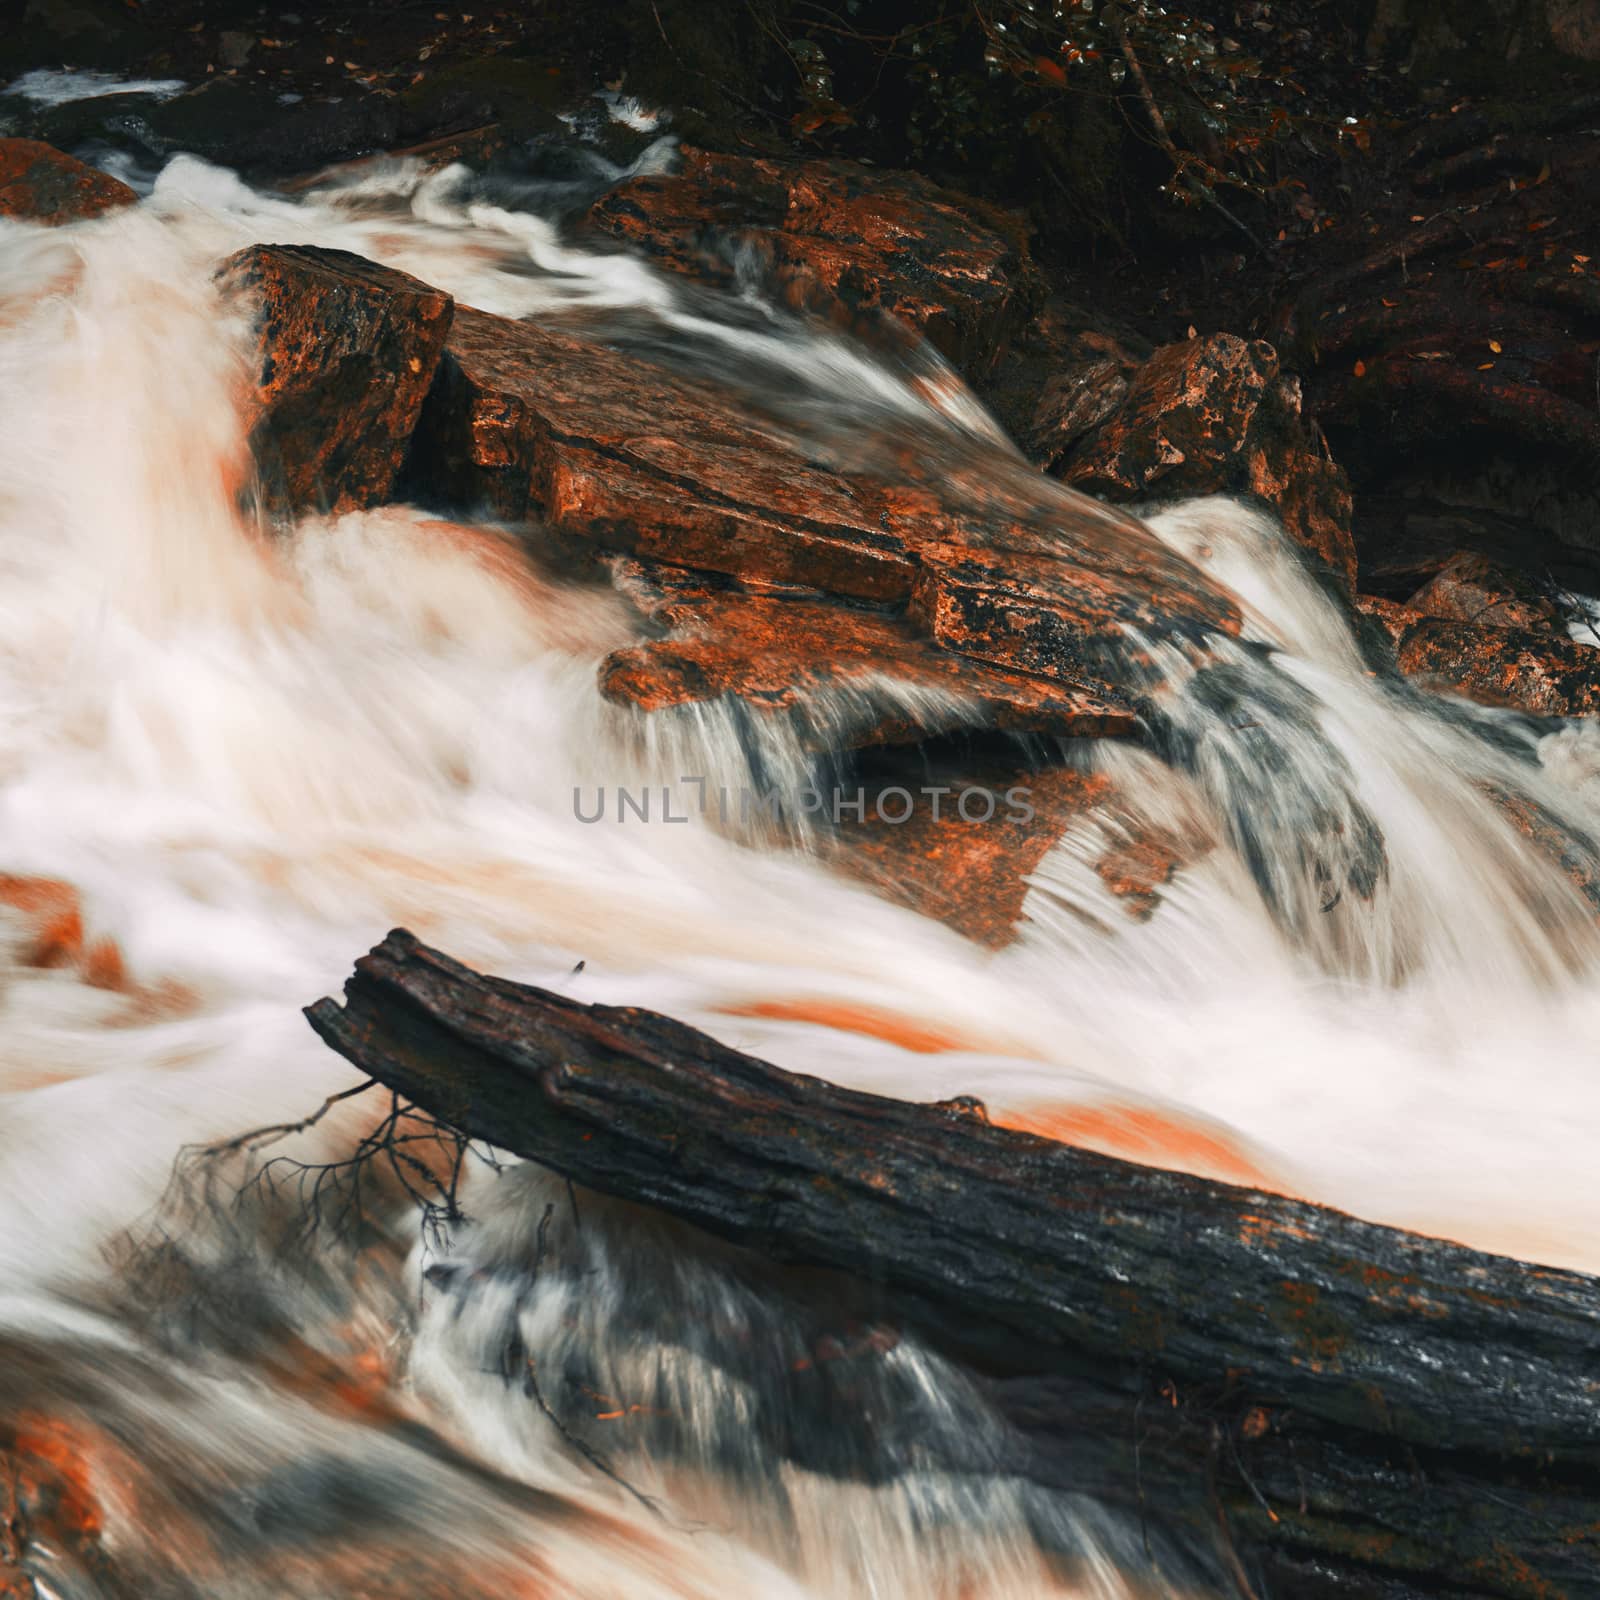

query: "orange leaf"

left=1489, top=339, right=1502, bottom=353
left=1353, top=359, right=1367, bottom=377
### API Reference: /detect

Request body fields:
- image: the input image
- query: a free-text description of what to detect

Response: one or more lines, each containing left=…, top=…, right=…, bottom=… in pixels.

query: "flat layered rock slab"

left=0, top=138, right=136, bottom=226
left=599, top=584, right=1137, bottom=748
left=218, top=244, right=454, bottom=514
left=584, top=147, right=1034, bottom=377
left=412, top=306, right=1244, bottom=692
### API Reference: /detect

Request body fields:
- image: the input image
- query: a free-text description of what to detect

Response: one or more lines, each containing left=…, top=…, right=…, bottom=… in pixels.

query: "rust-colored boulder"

left=601, top=558, right=1137, bottom=747
left=1, top=1413, right=121, bottom=1599
left=833, top=767, right=1116, bottom=948
left=1060, top=333, right=1357, bottom=594
left=1027, top=355, right=1131, bottom=464
left=1357, top=596, right=1600, bottom=717
left=584, top=147, right=1035, bottom=377
left=1397, top=619, right=1600, bottom=718
left=0, top=138, right=136, bottom=226
left=1405, top=551, right=1561, bottom=633
left=218, top=245, right=454, bottom=515
left=411, top=306, right=1243, bottom=696
left=829, top=765, right=1200, bottom=947
left=1486, top=784, right=1600, bottom=913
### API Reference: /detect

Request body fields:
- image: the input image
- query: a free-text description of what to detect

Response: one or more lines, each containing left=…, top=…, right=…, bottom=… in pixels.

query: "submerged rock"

left=218, top=245, right=453, bottom=516
left=584, top=147, right=1037, bottom=378
left=829, top=764, right=1197, bottom=947
left=0, top=137, right=135, bottom=225
left=1059, top=332, right=1357, bottom=594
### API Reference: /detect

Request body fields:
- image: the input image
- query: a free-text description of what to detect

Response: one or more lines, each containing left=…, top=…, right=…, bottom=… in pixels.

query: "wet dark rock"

left=1397, top=617, right=1600, bottom=717
left=410, top=305, right=1242, bottom=697
left=832, top=765, right=1116, bottom=948
left=141, top=79, right=402, bottom=177
left=11, top=0, right=147, bottom=74
left=393, top=56, right=572, bottom=149
left=601, top=558, right=1138, bottom=748
left=1358, top=596, right=1600, bottom=716
left=1405, top=551, right=1563, bottom=632
left=1059, top=332, right=1358, bottom=595
left=831, top=760, right=1200, bottom=947
left=218, top=245, right=453, bottom=515
left=0, top=137, right=136, bottom=225
left=584, top=146, right=1039, bottom=379
left=1353, top=495, right=1600, bottom=602
left=1027, top=357, right=1131, bottom=465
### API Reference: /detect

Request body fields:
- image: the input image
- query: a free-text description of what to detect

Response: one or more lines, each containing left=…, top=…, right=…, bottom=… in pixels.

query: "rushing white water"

left=2, top=147, right=1599, bottom=1598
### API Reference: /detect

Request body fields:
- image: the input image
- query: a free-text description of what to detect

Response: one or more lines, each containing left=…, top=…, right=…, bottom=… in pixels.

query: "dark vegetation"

left=7, top=0, right=1600, bottom=591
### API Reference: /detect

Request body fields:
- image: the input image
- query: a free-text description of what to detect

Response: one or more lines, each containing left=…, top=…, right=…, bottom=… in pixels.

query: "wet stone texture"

left=583, top=146, right=1038, bottom=379
left=410, top=304, right=1242, bottom=701
left=218, top=244, right=454, bottom=515
left=1358, top=595, right=1600, bottom=717
left=829, top=765, right=1197, bottom=947
left=0, top=138, right=136, bottom=226
left=832, top=767, right=1116, bottom=948
left=602, top=557, right=1139, bottom=749
left=1058, top=332, right=1358, bottom=595
left=1404, top=551, right=1563, bottom=633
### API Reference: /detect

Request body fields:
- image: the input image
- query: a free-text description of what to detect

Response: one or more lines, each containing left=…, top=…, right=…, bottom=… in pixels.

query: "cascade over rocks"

left=600, top=558, right=1137, bottom=747
left=218, top=245, right=454, bottom=516
left=1055, top=332, right=1359, bottom=595
left=0, top=138, right=135, bottom=226
left=409, top=303, right=1243, bottom=697
left=583, top=146, right=1038, bottom=379
left=829, top=764, right=1195, bottom=947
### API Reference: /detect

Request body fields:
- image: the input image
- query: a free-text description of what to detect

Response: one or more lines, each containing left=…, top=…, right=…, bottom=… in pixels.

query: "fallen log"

left=307, top=930, right=1600, bottom=1599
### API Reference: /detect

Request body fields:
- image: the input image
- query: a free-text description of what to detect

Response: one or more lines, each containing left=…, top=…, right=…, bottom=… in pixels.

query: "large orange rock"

left=584, top=147, right=1036, bottom=377
left=0, top=138, right=136, bottom=227
left=1060, top=333, right=1357, bottom=594
left=218, top=245, right=454, bottom=515
left=1357, top=596, right=1600, bottom=717
left=601, top=559, right=1138, bottom=746
left=411, top=306, right=1242, bottom=699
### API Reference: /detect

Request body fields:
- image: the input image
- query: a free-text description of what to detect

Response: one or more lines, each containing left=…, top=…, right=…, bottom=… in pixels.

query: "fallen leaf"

left=1353, top=359, right=1367, bottom=377
left=1381, top=297, right=1398, bottom=307
left=1489, top=339, right=1502, bottom=353
left=1478, top=362, right=1494, bottom=370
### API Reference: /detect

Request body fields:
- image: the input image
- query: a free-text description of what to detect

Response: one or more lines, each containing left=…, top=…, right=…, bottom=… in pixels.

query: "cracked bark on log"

left=307, top=930, right=1600, bottom=1600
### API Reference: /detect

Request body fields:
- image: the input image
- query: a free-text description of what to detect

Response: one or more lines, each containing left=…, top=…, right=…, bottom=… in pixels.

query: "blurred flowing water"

left=1, top=146, right=1599, bottom=1598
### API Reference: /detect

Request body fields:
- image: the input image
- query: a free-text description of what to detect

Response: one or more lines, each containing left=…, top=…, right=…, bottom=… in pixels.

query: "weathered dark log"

left=307, top=930, right=1600, bottom=1598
